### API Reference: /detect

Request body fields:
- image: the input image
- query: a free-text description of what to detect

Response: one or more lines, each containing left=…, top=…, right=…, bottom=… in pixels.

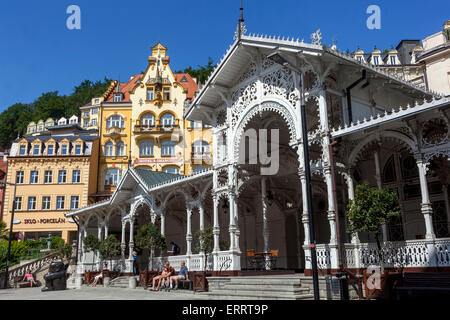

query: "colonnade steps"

left=197, top=274, right=315, bottom=300
left=108, top=276, right=139, bottom=288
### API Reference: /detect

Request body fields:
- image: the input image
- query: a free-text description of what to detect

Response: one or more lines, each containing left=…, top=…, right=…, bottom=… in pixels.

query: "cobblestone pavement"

left=0, top=286, right=209, bottom=300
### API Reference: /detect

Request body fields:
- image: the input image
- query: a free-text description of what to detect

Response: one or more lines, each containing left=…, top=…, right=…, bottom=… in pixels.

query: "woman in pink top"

left=22, top=269, right=37, bottom=287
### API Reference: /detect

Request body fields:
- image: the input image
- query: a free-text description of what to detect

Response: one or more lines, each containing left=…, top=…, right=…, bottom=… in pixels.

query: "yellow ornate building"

left=81, top=43, right=212, bottom=198
left=2, top=123, right=99, bottom=243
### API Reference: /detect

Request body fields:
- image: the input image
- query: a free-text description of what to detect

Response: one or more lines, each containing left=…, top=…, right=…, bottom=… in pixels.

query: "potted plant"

left=135, top=222, right=166, bottom=286
left=98, top=235, right=121, bottom=286
left=193, top=226, right=213, bottom=291
left=346, top=182, right=401, bottom=299
left=82, top=234, right=100, bottom=269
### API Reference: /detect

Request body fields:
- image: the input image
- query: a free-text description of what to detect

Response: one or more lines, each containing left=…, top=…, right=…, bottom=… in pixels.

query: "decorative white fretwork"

left=262, top=67, right=299, bottom=108
left=231, top=81, right=258, bottom=127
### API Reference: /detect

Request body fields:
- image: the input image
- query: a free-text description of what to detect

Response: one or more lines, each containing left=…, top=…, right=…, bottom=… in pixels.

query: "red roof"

left=105, top=74, right=143, bottom=102
left=174, top=73, right=198, bottom=100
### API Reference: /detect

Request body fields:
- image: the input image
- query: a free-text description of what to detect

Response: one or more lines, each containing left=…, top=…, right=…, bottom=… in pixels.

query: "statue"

left=41, top=262, right=68, bottom=292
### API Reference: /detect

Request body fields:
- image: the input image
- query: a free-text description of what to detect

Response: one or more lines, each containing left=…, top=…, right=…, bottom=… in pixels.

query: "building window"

left=160, top=113, right=175, bottom=128
left=70, top=196, right=79, bottom=210
left=83, top=120, right=90, bottom=127
left=105, top=169, right=122, bottom=186
left=58, top=170, right=67, bottom=183
left=14, top=197, right=22, bottom=210
left=147, top=88, right=154, bottom=101
left=92, top=107, right=98, bottom=114
left=192, top=140, right=210, bottom=154
left=42, top=196, right=51, bottom=210
left=16, top=171, right=24, bottom=184
left=30, top=171, right=39, bottom=184
left=357, top=56, right=362, bottom=62
left=47, top=145, right=54, bottom=155
left=190, top=121, right=202, bottom=129
left=61, top=144, right=68, bottom=155
left=75, top=144, right=82, bottom=155
left=28, top=197, right=36, bottom=210
left=44, top=170, right=53, bottom=184
left=113, top=95, right=122, bottom=102
left=105, top=142, right=114, bottom=157
left=91, top=119, right=97, bottom=126
left=141, top=114, right=155, bottom=127
left=163, top=88, right=170, bottom=100
left=116, top=142, right=125, bottom=157
left=163, top=167, right=179, bottom=174
left=193, top=167, right=207, bottom=174
left=161, top=141, right=176, bottom=156
left=19, top=145, right=26, bottom=156
left=139, top=141, right=154, bottom=157
left=373, top=56, right=379, bottom=65
left=106, top=115, right=125, bottom=128
left=33, top=145, right=40, bottom=156
left=390, top=56, right=396, bottom=65
left=56, top=196, right=65, bottom=210
left=72, top=170, right=81, bottom=183
left=84, top=110, right=90, bottom=117
left=94, top=99, right=100, bottom=105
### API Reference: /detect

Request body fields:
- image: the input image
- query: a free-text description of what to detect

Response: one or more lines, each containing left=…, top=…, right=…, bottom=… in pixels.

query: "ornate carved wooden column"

left=212, top=194, right=220, bottom=252
left=186, top=206, right=193, bottom=256
left=128, top=217, right=135, bottom=260
left=416, top=157, right=435, bottom=239
left=261, top=177, right=270, bottom=269
left=374, top=148, right=388, bottom=242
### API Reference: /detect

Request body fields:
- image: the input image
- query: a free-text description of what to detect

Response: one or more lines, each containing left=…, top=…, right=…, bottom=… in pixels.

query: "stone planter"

left=103, top=277, right=110, bottom=287
left=129, top=276, right=136, bottom=289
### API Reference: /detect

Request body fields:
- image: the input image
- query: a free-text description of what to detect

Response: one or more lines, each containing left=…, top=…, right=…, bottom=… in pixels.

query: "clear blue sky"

left=0, top=0, right=448, bottom=112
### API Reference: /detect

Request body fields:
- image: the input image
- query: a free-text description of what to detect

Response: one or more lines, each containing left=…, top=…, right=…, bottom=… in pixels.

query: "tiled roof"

left=174, top=73, right=198, bottom=100
left=15, top=135, right=99, bottom=143
left=134, top=168, right=184, bottom=188
left=105, top=74, right=144, bottom=102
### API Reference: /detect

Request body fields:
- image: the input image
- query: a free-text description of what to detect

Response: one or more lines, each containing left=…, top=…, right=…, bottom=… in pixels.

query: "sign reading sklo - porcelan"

left=24, top=218, right=66, bottom=224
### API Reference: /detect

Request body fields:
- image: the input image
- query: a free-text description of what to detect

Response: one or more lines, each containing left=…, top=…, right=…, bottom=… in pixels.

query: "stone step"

left=199, top=290, right=314, bottom=300
left=221, top=284, right=309, bottom=293
left=227, top=279, right=304, bottom=286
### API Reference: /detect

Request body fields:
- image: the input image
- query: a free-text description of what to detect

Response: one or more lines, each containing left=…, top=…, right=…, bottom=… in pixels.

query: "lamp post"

left=267, top=52, right=320, bottom=300
left=1, top=181, right=17, bottom=289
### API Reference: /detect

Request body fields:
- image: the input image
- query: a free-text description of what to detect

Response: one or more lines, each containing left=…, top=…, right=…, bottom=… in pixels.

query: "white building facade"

left=67, top=32, right=450, bottom=277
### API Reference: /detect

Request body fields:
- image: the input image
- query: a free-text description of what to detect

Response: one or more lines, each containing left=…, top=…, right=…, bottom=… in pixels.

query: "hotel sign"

left=133, top=158, right=182, bottom=165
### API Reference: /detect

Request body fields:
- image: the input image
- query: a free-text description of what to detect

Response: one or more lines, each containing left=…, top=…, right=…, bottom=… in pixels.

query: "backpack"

left=174, top=244, right=180, bottom=255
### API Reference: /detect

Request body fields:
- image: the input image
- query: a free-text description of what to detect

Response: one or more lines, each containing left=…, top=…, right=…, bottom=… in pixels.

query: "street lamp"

left=267, top=51, right=320, bottom=300
left=0, top=181, right=17, bottom=289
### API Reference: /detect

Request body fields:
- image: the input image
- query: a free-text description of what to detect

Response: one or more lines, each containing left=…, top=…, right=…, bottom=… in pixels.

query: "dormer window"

left=75, top=144, right=82, bottom=155
left=357, top=56, right=362, bottom=62
left=390, top=56, right=396, bottom=65
left=113, top=94, right=122, bottom=102
left=33, top=145, right=40, bottom=156
left=19, top=145, right=27, bottom=156
left=92, top=108, right=98, bottom=115
left=47, top=145, right=54, bottom=155
left=373, top=56, right=379, bottom=65
left=181, top=76, right=188, bottom=83
left=61, top=144, right=68, bottom=155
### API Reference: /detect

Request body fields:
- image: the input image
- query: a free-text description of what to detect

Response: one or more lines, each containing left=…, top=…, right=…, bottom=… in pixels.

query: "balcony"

left=134, top=119, right=180, bottom=134
left=103, top=126, right=126, bottom=138
left=191, top=152, right=212, bottom=163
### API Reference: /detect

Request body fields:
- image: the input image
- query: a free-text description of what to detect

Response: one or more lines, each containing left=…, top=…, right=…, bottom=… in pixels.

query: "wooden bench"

left=178, top=278, right=193, bottom=291
left=395, top=272, right=450, bottom=300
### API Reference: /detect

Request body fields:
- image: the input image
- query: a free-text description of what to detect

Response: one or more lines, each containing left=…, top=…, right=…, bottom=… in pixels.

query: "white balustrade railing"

left=315, top=244, right=332, bottom=269
left=342, top=238, right=450, bottom=269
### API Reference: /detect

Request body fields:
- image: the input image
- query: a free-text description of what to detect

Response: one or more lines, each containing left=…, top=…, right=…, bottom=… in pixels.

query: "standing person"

left=167, top=241, right=180, bottom=256
left=132, top=251, right=138, bottom=275
left=169, top=261, right=189, bottom=290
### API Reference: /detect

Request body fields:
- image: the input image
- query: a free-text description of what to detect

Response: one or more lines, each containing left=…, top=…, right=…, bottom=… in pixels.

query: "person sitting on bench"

left=169, top=261, right=189, bottom=290
left=91, top=263, right=108, bottom=287
left=22, top=269, right=37, bottom=287
left=149, top=262, right=174, bottom=291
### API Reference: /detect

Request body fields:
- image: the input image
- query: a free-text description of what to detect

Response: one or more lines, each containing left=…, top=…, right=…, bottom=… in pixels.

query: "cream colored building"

left=2, top=124, right=99, bottom=243
left=418, top=20, right=450, bottom=95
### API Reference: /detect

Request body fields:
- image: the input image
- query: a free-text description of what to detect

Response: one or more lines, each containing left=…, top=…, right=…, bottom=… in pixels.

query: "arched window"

left=105, top=169, right=122, bottom=186
left=105, top=142, right=114, bottom=157
left=163, top=166, right=179, bottom=174
left=160, top=113, right=175, bottom=128
left=161, top=141, right=176, bottom=156
left=139, top=141, right=154, bottom=157
left=192, top=140, right=210, bottom=154
left=116, top=141, right=125, bottom=157
left=106, top=115, right=125, bottom=128
left=141, top=114, right=155, bottom=128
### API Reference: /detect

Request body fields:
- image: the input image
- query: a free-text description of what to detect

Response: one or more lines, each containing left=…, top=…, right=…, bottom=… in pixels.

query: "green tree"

left=135, top=222, right=166, bottom=271
left=83, top=234, right=100, bottom=265
left=347, top=182, right=401, bottom=273
left=0, top=241, right=31, bottom=269
left=193, top=226, right=213, bottom=271
left=50, top=236, right=65, bottom=250
left=99, top=235, right=121, bottom=269
left=54, top=242, right=73, bottom=264
left=0, top=221, right=8, bottom=241
left=175, top=57, right=215, bottom=84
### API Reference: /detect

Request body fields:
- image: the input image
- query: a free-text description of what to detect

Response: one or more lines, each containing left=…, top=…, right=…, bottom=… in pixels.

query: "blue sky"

left=0, top=0, right=448, bottom=112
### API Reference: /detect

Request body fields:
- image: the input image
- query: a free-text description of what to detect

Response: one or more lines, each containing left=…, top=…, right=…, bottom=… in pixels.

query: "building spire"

left=115, top=75, right=122, bottom=93
left=234, top=0, right=247, bottom=41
